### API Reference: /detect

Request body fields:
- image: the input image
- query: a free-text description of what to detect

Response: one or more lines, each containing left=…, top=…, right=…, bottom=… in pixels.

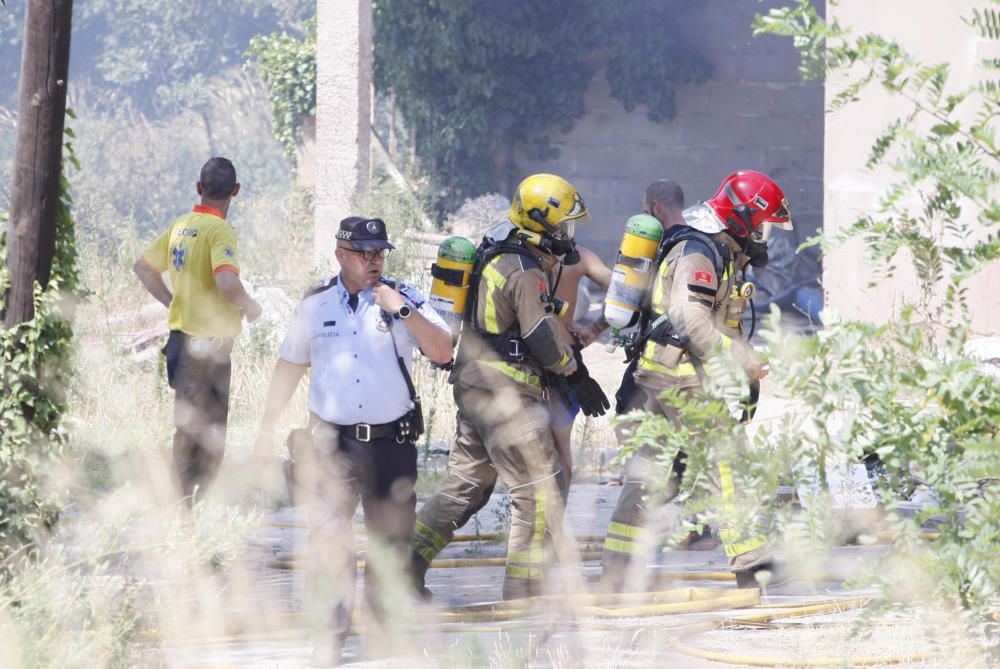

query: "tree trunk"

left=4, top=0, right=73, bottom=327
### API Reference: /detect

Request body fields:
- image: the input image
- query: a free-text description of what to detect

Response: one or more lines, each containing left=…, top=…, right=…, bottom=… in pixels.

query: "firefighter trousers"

left=599, top=384, right=768, bottom=592
left=411, top=383, right=570, bottom=599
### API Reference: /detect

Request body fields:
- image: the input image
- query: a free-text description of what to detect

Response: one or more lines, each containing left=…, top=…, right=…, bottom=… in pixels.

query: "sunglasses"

left=340, top=247, right=392, bottom=262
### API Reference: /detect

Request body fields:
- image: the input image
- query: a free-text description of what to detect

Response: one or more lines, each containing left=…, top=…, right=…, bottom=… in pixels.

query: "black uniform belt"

left=336, top=420, right=400, bottom=443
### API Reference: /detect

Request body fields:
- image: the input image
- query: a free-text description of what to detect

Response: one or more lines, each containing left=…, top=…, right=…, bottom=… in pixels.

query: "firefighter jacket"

left=453, top=243, right=577, bottom=397
left=634, top=233, right=758, bottom=391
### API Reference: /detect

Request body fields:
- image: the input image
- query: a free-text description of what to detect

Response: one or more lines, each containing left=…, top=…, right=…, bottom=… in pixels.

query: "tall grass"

left=0, top=68, right=313, bottom=665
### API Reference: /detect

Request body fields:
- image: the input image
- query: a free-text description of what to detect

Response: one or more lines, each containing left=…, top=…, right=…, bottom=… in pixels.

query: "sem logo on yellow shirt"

left=142, top=205, right=243, bottom=338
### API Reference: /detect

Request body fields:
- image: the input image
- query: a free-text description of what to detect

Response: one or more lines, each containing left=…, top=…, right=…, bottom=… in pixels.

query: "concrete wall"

left=516, top=0, right=825, bottom=267
left=314, top=0, right=373, bottom=270
left=823, top=0, right=1000, bottom=335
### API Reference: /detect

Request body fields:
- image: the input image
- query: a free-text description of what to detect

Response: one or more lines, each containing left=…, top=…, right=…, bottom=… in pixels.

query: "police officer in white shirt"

left=255, top=216, right=452, bottom=666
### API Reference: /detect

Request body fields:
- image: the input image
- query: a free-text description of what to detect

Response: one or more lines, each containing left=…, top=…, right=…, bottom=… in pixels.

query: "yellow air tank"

left=429, top=236, right=478, bottom=336
left=603, top=214, right=663, bottom=330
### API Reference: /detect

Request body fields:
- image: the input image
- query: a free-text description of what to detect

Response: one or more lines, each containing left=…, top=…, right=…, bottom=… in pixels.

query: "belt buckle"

left=355, top=423, right=371, bottom=442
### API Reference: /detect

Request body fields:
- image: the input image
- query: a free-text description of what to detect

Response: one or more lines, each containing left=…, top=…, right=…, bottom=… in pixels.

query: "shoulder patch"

left=692, top=269, right=715, bottom=286
left=302, top=276, right=337, bottom=299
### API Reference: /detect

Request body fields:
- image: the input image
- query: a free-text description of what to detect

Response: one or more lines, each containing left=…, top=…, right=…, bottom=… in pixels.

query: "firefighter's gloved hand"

left=565, top=357, right=610, bottom=417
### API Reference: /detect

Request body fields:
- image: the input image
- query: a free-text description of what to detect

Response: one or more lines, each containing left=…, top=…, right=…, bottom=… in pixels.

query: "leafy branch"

left=245, top=17, right=316, bottom=158
left=754, top=0, right=1000, bottom=330
left=0, top=118, right=83, bottom=566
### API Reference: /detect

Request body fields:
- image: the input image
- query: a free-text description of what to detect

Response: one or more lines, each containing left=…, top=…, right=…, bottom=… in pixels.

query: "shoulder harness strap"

left=626, top=228, right=732, bottom=362
left=463, top=237, right=546, bottom=364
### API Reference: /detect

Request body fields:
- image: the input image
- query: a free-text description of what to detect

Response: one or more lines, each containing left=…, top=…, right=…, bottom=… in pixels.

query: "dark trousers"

left=163, top=330, right=232, bottom=500
left=303, top=416, right=418, bottom=649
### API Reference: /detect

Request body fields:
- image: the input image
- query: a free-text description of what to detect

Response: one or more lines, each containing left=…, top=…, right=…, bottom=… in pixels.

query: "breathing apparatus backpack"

left=623, top=225, right=762, bottom=422
left=456, top=231, right=567, bottom=370
left=429, top=236, right=478, bottom=337
left=616, top=224, right=732, bottom=360
left=604, top=214, right=664, bottom=337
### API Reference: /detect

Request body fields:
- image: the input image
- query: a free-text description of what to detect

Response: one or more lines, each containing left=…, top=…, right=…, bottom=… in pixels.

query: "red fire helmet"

left=707, top=170, right=793, bottom=240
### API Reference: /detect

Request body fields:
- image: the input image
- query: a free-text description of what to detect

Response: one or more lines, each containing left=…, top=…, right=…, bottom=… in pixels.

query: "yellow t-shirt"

left=142, top=205, right=243, bottom=338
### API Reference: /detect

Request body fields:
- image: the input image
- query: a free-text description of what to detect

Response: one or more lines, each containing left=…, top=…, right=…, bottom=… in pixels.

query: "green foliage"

left=0, top=0, right=313, bottom=114
left=0, top=123, right=84, bottom=564
left=374, top=0, right=711, bottom=212
left=618, top=308, right=1000, bottom=626
left=766, top=312, right=998, bottom=619
left=248, top=2, right=710, bottom=212
left=754, top=1, right=1000, bottom=328
left=246, top=18, right=316, bottom=156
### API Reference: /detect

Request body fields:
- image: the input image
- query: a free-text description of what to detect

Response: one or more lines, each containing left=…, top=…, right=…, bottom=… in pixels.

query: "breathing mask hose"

left=742, top=297, right=759, bottom=423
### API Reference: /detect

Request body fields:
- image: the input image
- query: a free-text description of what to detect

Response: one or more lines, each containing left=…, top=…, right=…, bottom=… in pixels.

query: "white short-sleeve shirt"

left=279, top=275, right=449, bottom=425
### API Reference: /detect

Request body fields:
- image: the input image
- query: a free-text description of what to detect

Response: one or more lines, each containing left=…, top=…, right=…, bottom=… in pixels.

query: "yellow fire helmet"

left=506, top=173, right=592, bottom=240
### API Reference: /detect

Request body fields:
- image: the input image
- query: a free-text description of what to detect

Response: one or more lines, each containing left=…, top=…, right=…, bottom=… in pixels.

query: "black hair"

left=644, top=179, right=685, bottom=211
left=199, top=157, right=238, bottom=199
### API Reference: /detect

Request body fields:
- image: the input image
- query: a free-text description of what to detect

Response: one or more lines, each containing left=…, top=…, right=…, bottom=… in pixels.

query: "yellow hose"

left=579, top=588, right=759, bottom=619
left=428, top=587, right=760, bottom=624
left=429, top=552, right=603, bottom=568
left=270, top=549, right=735, bottom=579
left=448, top=586, right=741, bottom=613
left=672, top=596, right=937, bottom=666
left=872, top=530, right=940, bottom=542
left=154, top=586, right=937, bottom=667
left=734, top=597, right=870, bottom=624
left=268, top=552, right=763, bottom=584
left=658, top=570, right=735, bottom=582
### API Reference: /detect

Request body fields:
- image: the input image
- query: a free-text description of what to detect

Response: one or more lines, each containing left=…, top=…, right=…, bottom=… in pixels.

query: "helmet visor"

left=766, top=197, right=793, bottom=230
left=753, top=220, right=773, bottom=243
left=559, top=221, right=576, bottom=240
left=561, top=192, right=592, bottom=226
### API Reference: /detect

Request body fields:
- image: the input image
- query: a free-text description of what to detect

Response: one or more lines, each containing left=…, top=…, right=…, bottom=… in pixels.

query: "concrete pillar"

left=315, top=0, right=373, bottom=270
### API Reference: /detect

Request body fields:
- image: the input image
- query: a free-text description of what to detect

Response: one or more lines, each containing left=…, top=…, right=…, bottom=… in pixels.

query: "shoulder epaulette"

left=302, top=276, right=338, bottom=299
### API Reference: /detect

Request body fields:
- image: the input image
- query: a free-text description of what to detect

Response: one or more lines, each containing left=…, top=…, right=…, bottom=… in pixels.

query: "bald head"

left=643, top=179, right=685, bottom=230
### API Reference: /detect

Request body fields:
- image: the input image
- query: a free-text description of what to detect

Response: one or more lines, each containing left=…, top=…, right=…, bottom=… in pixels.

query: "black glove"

left=565, top=349, right=610, bottom=417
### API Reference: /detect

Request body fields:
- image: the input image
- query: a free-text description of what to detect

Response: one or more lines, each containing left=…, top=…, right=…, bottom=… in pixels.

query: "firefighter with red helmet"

left=600, top=170, right=793, bottom=592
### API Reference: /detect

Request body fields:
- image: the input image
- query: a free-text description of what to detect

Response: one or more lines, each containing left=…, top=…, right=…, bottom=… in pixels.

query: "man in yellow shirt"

left=134, top=157, right=262, bottom=501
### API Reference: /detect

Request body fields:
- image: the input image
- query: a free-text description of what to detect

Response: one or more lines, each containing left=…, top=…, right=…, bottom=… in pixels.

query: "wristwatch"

left=397, top=304, right=413, bottom=319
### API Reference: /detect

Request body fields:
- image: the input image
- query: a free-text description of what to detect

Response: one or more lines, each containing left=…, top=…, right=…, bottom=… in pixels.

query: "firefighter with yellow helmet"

left=411, top=174, right=610, bottom=599
left=600, top=170, right=793, bottom=592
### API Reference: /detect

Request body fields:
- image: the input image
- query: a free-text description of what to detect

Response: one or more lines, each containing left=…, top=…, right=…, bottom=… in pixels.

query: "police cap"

left=335, top=216, right=395, bottom=251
